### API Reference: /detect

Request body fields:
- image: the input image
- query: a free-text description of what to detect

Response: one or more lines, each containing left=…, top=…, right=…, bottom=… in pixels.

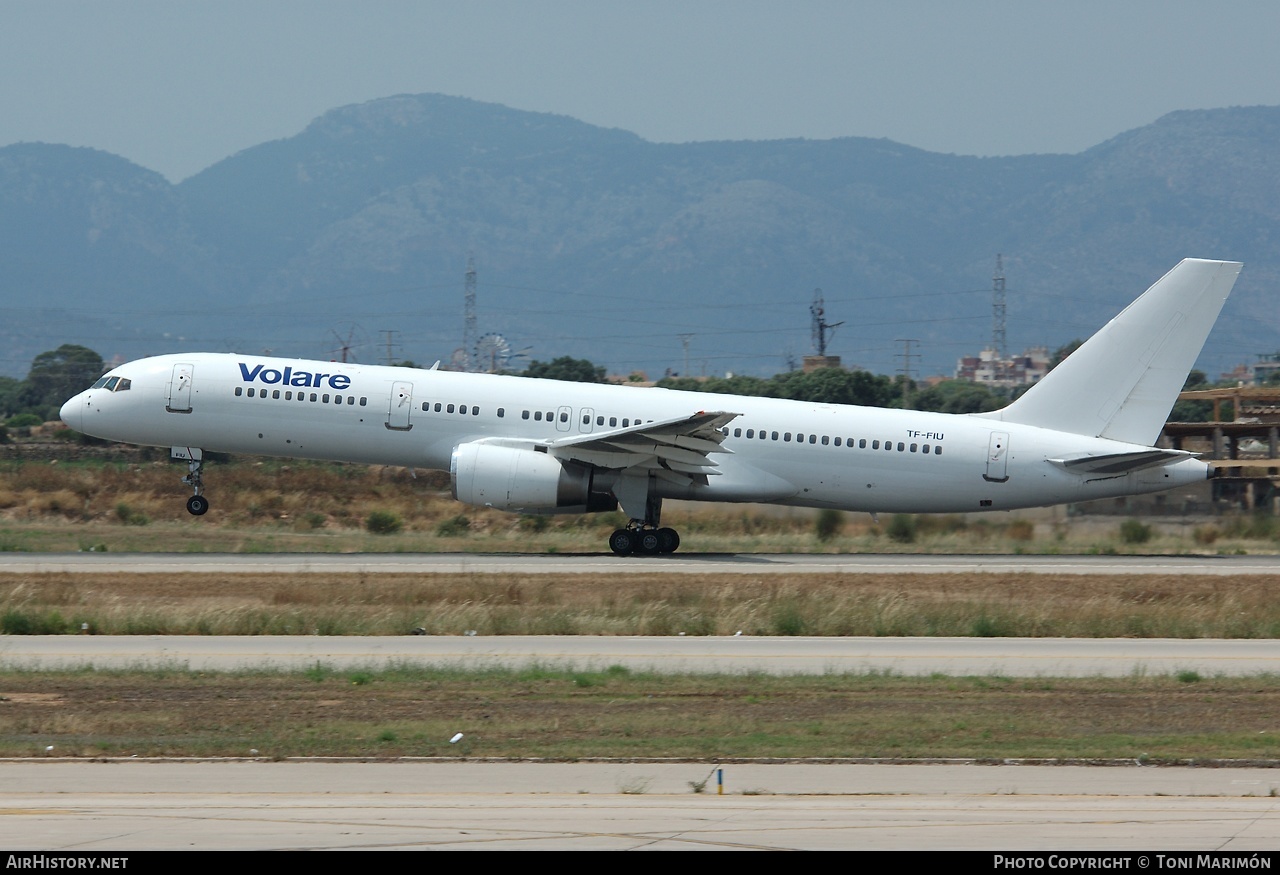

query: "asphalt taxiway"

left=3, top=761, right=1279, bottom=850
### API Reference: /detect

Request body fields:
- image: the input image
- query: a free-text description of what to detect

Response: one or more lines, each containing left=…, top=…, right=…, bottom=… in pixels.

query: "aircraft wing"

left=1047, top=448, right=1198, bottom=475
left=545, top=410, right=739, bottom=484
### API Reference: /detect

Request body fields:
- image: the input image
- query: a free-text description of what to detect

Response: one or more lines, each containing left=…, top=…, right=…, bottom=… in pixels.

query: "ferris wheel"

left=473, top=332, right=512, bottom=373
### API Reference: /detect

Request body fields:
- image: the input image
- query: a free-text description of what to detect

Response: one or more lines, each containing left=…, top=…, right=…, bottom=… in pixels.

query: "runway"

left=3, top=633, right=1279, bottom=676
left=2, top=550, right=1277, bottom=575
left=3, top=762, right=1279, bottom=851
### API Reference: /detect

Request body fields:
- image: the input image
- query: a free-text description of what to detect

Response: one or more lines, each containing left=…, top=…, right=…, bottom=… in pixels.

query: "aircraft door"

left=984, top=431, right=1010, bottom=483
left=556, top=405, right=572, bottom=433
left=579, top=407, right=595, bottom=434
left=386, top=381, right=414, bottom=431
left=166, top=363, right=194, bottom=413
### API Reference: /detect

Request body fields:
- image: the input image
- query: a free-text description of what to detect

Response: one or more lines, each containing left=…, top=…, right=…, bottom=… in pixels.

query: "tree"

left=0, top=376, right=23, bottom=419
left=1048, top=340, right=1083, bottom=371
left=776, top=368, right=897, bottom=407
left=910, top=380, right=1006, bottom=414
left=1169, top=370, right=1214, bottom=422
left=521, top=357, right=606, bottom=383
left=23, top=345, right=105, bottom=419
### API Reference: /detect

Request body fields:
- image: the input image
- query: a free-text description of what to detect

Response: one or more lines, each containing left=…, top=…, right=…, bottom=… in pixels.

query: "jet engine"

left=450, top=442, right=617, bottom=514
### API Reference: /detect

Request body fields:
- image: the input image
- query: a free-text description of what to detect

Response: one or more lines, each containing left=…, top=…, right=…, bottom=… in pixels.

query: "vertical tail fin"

left=978, top=258, right=1242, bottom=445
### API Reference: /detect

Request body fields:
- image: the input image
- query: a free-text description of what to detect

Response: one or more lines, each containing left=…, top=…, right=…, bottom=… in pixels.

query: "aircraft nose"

left=59, top=395, right=83, bottom=432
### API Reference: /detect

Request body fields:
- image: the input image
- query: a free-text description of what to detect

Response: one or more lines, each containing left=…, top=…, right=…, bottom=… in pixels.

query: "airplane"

left=59, top=258, right=1242, bottom=555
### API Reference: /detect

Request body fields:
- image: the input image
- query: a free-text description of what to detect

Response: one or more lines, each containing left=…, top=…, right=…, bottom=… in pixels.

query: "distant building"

left=1250, top=352, right=1280, bottom=385
left=955, top=346, right=1049, bottom=388
left=802, top=355, right=841, bottom=373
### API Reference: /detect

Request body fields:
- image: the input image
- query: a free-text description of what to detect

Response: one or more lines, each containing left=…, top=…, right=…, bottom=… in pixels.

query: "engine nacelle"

left=450, top=442, right=617, bottom=514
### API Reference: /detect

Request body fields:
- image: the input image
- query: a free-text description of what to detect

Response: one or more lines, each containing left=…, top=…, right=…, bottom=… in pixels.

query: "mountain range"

left=1, top=93, right=1277, bottom=380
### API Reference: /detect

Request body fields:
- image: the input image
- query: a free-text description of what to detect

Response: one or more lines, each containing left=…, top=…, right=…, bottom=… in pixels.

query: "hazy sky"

left=4, top=1, right=1280, bottom=182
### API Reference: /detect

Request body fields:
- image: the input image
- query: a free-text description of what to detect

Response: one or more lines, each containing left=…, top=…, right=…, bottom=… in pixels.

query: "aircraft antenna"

left=463, top=254, right=478, bottom=373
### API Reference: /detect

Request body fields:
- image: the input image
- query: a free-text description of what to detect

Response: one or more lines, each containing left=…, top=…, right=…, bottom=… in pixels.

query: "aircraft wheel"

left=186, top=495, right=210, bottom=516
left=608, top=529, right=634, bottom=556
left=636, top=530, right=662, bottom=555
left=657, top=527, right=680, bottom=554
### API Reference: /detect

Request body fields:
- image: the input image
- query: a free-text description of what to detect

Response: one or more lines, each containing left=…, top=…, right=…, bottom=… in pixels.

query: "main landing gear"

left=607, top=474, right=681, bottom=556
left=181, top=456, right=209, bottom=516
left=609, top=523, right=680, bottom=556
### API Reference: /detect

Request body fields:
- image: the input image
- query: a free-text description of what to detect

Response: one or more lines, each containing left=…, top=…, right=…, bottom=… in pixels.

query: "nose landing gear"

left=173, top=448, right=209, bottom=516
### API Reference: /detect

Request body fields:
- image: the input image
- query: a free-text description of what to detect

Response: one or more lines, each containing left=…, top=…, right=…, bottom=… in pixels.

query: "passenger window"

left=285, top=391, right=292, bottom=400
left=859, top=439, right=866, bottom=448
left=472, top=406, right=479, bottom=415
left=934, top=446, right=943, bottom=455
left=771, top=431, right=779, bottom=440
left=822, top=436, right=829, bottom=445
left=734, top=428, right=742, bottom=437
left=809, top=435, right=817, bottom=444
left=596, top=416, right=604, bottom=426
left=310, top=393, right=318, bottom=402
left=447, top=403, right=455, bottom=413
left=560, top=412, right=568, bottom=423
left=534, top=411, right=542, bottom=421
left=872, top=440, right=880, bottom=449
left=247, top=388, right=255, bottom=397
left=497, top=408, right=505, bottom=418
left=522, top=410, right=530, bottom=420
left=784, top=433, right=791, bottom=442
left=323, top=394, right=330, bottom=403
left=922, top=444, right=930, bottom=453
left=622, top=418, right=630, bottom=427
left=235, top=387, right=243, bottom=396
left=746, top=429, right=754, bottom=438
left=347, top=396, right=355, bottom=405
left=360, top=397, right=367, bottom=406
left=435, top=403, right=442, bottom=412
left=610, top=417, right=617, bottom=427
left=273, top=390, right=281, bottom=399
left=910, top=443, right=917, bottom=453
left=422, top=402, right=429, bottom=411
left=897, top=442, right=905, bottom=451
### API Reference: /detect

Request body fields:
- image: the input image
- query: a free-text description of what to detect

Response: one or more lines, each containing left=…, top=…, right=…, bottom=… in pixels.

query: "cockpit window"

left=90, top=375, right=131, bottom=392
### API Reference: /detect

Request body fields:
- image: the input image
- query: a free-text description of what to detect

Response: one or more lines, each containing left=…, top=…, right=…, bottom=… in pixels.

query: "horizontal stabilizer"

left=1048, top=449, right=1196, bottom=475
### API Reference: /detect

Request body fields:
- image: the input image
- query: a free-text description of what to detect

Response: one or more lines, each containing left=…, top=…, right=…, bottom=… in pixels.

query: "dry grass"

left=2, top=456, right=1279, bottom=556
left=3, top=669, right=1280, bottom=761
left=5, top=571, right=1280, bottom=637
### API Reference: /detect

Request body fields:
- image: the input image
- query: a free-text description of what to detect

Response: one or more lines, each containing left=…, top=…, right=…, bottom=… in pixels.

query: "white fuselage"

left=60, top=352, right=1209, bottom=516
